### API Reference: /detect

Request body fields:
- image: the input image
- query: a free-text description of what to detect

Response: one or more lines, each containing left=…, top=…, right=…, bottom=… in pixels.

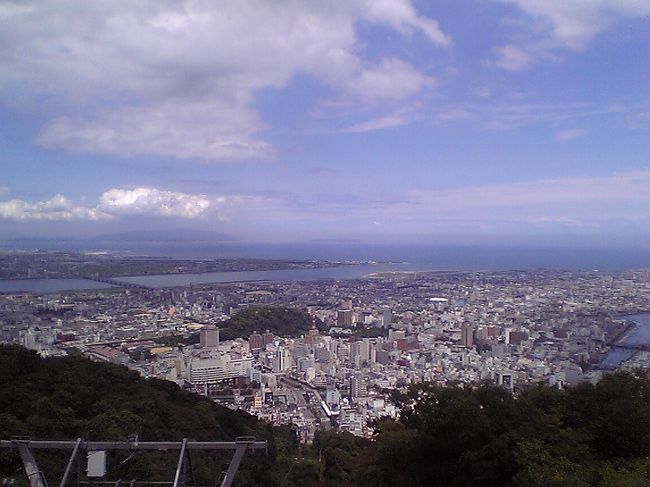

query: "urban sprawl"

left=3, top=255, right=650, bottom=443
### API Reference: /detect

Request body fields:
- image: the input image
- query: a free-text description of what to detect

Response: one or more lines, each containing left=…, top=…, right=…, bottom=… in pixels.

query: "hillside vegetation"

left=156, top=306, right=325, bottom=347
left=0, top=345, right=304, bottom=486
left=1, top=345, right=649, bottom=486
left=218, top=306, right=325, bottom=340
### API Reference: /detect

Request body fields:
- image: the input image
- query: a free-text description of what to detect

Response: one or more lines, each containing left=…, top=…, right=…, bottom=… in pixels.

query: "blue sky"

left=1, top=0, right=650, bottom=245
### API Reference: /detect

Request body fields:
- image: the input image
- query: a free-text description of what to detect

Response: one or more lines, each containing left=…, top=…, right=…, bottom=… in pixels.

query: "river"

left=112, top=262, right=417, bottom=287
left=0, top=279, right=115, bottom=294
left=599, top=313, right=650, bottom=370
left=0, top=262, right=418, bottom=293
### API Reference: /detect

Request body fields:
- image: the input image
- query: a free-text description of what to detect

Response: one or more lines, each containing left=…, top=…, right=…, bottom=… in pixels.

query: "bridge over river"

left=83, top=276, right=152, bottom=290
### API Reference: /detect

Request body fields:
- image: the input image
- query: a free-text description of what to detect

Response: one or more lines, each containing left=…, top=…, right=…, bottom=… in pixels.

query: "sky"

left=1, top=0, right=650, bottom=246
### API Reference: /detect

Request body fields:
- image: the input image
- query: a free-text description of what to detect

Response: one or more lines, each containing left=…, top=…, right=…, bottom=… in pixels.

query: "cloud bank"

left=0, top=195, right=110, bottom=222
left=0, top=0, right=449, bottom=161
left=3, top=171, right=650, bottom=233
left=0, top=188, right=213, bottom=222
left=98, top=188, right=212, bottom=219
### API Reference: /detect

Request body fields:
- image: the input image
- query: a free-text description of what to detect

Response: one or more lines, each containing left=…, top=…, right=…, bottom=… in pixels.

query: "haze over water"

left=7, top=241, right=650, bottom=271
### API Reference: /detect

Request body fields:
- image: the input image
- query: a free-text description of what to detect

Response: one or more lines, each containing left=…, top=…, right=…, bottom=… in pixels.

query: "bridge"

left=84, top=276, right=151, bottom=290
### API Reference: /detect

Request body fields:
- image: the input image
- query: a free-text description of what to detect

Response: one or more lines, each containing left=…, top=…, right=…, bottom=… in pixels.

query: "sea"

left=4, top=241, right=650, bottom=268
left=1, top=242, right=650, bottom=293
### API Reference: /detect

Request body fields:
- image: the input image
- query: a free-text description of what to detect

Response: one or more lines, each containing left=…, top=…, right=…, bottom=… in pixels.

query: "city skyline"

left=1, top=1, right=650, bottom=245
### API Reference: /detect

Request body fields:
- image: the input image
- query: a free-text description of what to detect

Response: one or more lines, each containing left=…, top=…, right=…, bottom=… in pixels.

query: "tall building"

left=272, top=347, right=292, bottom=373
left=262, top=330, right=275, bottom=346
left=337, top=309, right=353, bottom=327
left=350, top=338, right=371, bottom=366
left=200, top=326, right=219, bottom=348
left=504, top=327, right=513, bottom=345
left=461, top=323, right=474, bottom=348
left=249, top=332, right=264, bottom=351
left=349, top=375, right=367, bottom=398
left=382, top=308, right=392, bottom=328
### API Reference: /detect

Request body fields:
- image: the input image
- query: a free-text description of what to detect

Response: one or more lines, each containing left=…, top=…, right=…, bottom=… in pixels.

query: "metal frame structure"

left=1, top=437, right=266, bottom=487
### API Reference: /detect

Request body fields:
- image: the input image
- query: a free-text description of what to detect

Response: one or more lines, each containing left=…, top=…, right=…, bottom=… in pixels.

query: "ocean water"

left=5, top=241, right=650, bottom=271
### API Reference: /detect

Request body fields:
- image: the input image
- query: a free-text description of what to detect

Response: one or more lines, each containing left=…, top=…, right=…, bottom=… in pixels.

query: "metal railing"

left=1, top=437, right=266, bottom=487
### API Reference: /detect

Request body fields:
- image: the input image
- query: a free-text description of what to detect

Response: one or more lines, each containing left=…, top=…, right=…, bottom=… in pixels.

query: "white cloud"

left=363, top=0, right=451, bottom=46
left=0, top=187, right=217, bottom=222
left=556, top=128, right=586, bottom=141
left=492, top=45, right=532, bottom=71
left=344, top=111, right=411, bottom=133
left=37, top=101, right=274, bottom=161
left=493, top=0, right=650, bottom=68
left=345, top=58, right=436, bottom=102
left=98, top=187, right=212, bottom=219
left=0, top=1, right=449, bottom=161
left=0, top=195, right=111, bottom=221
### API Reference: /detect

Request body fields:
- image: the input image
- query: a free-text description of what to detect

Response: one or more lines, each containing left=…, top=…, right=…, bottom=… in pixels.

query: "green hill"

left=218, top=306, right=325, bottom=340
left=0, top=345, right=304, bottom=487
left=156, top=306, right=325, bottom=347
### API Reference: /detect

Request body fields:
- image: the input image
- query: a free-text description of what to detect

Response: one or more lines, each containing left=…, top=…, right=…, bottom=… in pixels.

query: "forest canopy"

left=1, top=345, right=649, bottom=486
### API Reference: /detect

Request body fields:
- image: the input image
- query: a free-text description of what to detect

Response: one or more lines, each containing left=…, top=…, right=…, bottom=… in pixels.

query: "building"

left=272, top=347, right=292, bottom=373
left=262, top=330, right=275, bottom=346
left=200, top=326, right=219, bottom=348
left=189, top=353, right=252, bottom=384
left=337, top=309, right=353, bottom=327
left=304, top=319, right=320, bottom=346
left=382, top=308, right=392, bottom=327
left=495, top=370, right=514, bottom=391
left=249, top=332, right=264, bottom=350
left=461, top=323, right=474, bottom=348
left=349, top=375, right=367, bottom=398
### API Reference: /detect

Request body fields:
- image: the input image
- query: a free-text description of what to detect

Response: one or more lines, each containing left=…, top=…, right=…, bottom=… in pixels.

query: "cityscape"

left=3, top=252, right=649, bottom=443
left=2, top=0, right=650, bottom=484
